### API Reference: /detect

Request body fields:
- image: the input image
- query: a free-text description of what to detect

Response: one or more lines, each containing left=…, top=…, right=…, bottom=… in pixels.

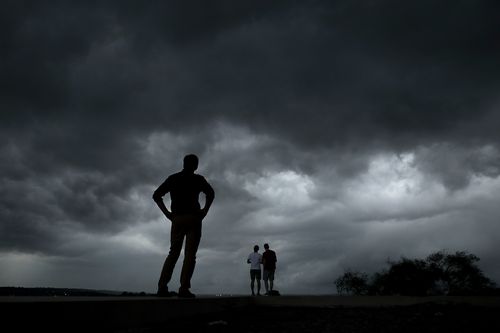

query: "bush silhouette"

left=426, top=251, right=496, bottom=295
left=369, top=258, right=435, bottom=296
left=335, top=270, right=369, bottom=295
left=335, top=250, right=496, bottom=296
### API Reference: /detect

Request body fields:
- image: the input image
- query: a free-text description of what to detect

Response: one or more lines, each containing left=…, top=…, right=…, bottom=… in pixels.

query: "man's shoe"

left=156, top=288, right=177, bottom=297
left=178, top=289, right=196, bottom=298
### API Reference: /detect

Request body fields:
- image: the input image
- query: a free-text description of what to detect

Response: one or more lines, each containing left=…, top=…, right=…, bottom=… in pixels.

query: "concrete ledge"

left=2, top=295, right=500, bottom=331
left=0, top=296, right=252, bottom=331
left=254, top=295, right=500, bottom=308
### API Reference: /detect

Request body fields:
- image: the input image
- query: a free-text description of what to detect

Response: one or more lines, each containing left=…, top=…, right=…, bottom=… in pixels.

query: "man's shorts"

left=250, top=269, right=261, bottom=280
left=263, top=269, right=275, bottom=281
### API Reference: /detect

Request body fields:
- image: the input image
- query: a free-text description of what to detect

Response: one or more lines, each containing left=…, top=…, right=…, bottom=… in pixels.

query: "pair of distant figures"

left=247, top=244, right=279, bottom=296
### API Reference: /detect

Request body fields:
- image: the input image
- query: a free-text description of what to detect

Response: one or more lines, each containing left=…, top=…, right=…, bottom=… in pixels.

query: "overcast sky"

left=1, top=0, right=500, bottom=295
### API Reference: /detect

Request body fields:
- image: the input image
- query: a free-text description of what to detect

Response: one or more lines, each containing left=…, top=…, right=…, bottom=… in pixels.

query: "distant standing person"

left=153, top=154, right=215, bottom=298
left=262, top=243, right=277, bottom=295
left=247, top=245, right=262, bottom=296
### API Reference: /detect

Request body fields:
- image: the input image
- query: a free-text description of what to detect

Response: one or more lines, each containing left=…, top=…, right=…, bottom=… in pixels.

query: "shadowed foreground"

left=147, top=303, right=500, bottom=333
left=2, top=296, right=499, bottom=332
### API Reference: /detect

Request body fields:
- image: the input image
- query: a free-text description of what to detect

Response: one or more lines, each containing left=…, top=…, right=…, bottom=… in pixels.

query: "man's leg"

left=269, top=270, right=275, bottom=291
left=158, top=220, right=184, bottom=292
left=263, top=270, right=269, bottom=294
left=250, top=274, right=255, bottom=296
left=179, top=216, right=202, bottom=292
left=256, top=270, right=262, bottom=295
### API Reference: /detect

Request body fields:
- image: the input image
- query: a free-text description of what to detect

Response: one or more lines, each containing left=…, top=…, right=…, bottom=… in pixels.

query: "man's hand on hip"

left=199, top=208, right=209, bottom=219
left=165, top=211, right=175, bottom=221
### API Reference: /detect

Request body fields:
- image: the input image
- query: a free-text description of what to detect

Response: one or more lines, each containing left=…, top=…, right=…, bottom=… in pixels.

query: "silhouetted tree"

left=335, top=270, right=369, bottom=295
left=373, top=258, right=436, bottom=296
left=335, top=250, right=496, bottom=296
left=426, top=251, right=496, bottom=295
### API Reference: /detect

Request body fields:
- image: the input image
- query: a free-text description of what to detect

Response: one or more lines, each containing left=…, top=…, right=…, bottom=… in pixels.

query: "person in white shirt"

left=247, top=245, right=262, bottom=296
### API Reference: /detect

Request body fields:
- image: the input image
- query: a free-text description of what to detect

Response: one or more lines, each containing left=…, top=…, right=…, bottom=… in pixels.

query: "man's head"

left=264, top=243, right=269, bottom=250
left=183, top=154, right=199, bottom=173
left=254, top=245, right=259, bottom=252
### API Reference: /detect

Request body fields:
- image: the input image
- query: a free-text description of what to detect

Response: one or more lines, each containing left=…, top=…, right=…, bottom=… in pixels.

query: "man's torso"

left=263, top=250, right=276, bottom=270
left=155, top=171, right=211, bottom=214
left=248, top=252, right=262, bottom=270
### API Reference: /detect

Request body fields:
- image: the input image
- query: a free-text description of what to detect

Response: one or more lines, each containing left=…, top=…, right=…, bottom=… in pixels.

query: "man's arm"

left=152, top=179, right=173, bottom=220
left=200, top=178, right=215, bottom=217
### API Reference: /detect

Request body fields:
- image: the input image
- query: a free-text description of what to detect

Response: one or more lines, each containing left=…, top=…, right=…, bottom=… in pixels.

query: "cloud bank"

left=1, top=1, right=500, bottom=294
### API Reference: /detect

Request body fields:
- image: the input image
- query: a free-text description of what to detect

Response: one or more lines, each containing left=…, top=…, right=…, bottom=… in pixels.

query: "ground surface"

left=3, top=296, right=499, bottom=332
left=128, top=304, right=499, bottom=333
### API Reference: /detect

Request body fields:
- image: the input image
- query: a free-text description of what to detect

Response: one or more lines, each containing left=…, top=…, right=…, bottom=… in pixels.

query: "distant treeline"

left=0, top=287, right=149, bottom=297
left=335, top=250, right=499, bottom=296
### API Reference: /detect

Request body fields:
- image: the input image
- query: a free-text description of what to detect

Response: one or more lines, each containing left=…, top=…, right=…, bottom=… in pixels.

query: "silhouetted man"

left=153, top=154, right=215, bottom=298
left=247, top=245, right=262, bottom=296
left=262, top=243, right=277, bottom=295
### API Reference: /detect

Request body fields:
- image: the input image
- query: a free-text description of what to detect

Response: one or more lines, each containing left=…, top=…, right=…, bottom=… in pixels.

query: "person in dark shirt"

left=153, top=154, right=215, bottom=298
left=262, top=243, right=277, bottom=295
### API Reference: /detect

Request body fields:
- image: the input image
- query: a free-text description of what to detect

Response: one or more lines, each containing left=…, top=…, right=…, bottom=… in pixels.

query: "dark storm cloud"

left=414, top=144, right=500, bottom=191
left=0, top=1, right=111, bottom=113
left=4, top=0, right=500, bottom=144
left=200, top=0, right=500, bottom=149
left=1, top=0, right=500, bottom=291
left=116, top=0, right=500, bottom=146
left=113, top=0, right=295, bottom=47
